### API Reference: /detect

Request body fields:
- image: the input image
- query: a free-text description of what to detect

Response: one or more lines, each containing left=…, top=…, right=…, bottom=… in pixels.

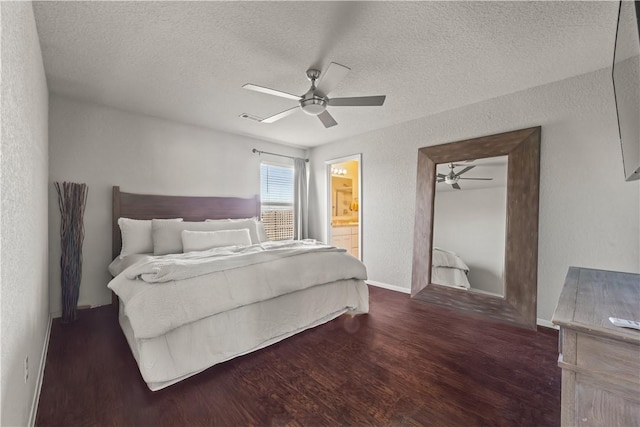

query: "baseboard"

left=366, top=280, right=411, bottom=294
left=28, top=315, right=52, bottom=427
left=536, top=318, right=559, bottom=330
left=51, top=302, right=112, bottom=319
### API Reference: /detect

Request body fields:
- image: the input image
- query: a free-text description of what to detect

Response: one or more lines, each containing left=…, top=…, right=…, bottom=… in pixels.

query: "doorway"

left=326, top=154, right=361, bottom=260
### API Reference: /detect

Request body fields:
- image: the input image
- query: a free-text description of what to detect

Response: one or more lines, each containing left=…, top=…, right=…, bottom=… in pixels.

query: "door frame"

left=325, top=153, right=362, bottom=260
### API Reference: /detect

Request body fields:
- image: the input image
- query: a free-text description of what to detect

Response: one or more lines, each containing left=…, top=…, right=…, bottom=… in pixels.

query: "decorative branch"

left=55, top=182, right=88, bottom=323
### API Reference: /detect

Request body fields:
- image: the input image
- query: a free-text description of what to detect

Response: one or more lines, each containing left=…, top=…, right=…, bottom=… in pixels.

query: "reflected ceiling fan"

left=242, top=62, right=386, bottom=128
left=437, top=163, right=493, bottom=190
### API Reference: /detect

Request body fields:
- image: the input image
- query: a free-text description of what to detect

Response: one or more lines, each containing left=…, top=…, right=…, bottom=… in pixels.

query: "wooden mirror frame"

left=411, top=127, right=541, bottom=330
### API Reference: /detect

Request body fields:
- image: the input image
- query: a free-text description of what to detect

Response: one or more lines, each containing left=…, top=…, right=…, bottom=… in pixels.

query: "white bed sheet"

left=119, top=278, right=368, bottom=391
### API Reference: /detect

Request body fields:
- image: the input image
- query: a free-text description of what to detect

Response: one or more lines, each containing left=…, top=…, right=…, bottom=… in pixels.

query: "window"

left=260, top=162, right=294, bottom=240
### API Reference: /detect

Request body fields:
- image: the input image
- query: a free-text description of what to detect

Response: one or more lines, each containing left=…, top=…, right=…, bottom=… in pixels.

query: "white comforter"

left=432, top=247, right=469, bottom=272
left=108, top=240, right=367, bottom=339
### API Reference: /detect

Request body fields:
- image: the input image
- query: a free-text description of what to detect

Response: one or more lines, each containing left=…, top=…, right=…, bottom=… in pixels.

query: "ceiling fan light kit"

left=300, top=96, right=327, bottom=116
left=300, top=69, right=327, bottom=116
left=242, top=62, right=386, bottom=128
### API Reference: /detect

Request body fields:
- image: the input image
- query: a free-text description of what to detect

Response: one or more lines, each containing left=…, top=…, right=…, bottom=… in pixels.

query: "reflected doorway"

left=326, top=154, right=361, bottom=260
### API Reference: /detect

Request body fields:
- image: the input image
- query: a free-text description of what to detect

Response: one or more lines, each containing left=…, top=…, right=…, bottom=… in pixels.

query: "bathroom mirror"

left=332, top=176, right=354, bottom=217
left=411, top=127, right=540, bottom=330
left=432, top=156, right=508, bottom=297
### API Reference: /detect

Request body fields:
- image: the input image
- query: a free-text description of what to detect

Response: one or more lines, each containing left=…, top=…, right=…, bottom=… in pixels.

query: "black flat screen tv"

left=613, top=0, right=640, bottom=181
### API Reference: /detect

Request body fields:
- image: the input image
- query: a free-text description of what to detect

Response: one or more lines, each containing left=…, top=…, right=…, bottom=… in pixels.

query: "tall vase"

left=55, top=182, right=88, bottom=323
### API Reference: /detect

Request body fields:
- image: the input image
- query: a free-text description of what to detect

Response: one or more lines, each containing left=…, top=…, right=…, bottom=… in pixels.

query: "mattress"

left=119, top=278, right=368, bottom=391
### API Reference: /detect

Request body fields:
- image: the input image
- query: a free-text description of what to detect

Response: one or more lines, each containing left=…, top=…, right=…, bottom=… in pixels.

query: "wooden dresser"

left=552, top=267, right=640, bottom=426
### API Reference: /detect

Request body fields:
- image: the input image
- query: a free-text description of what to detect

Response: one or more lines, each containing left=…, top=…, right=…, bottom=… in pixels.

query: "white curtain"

left=293, top=158, right=308, bottom=240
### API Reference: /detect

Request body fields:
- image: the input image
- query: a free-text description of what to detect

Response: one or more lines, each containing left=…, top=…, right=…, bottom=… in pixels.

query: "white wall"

left=48, top=95, right=305, bottom=315
left=308, top=67, right=640, bottom=322
left=1, top=2, right=50, bottom=425
left=433, top=186, right=507, bottom=295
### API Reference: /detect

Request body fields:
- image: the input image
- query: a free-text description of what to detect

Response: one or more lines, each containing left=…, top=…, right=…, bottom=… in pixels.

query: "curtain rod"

left=252, top=148, right=309, bottom=163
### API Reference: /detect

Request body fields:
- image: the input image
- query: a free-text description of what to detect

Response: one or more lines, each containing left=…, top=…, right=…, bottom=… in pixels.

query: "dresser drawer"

left=576, top=334, right=640, bottom=386
left=575, top=378, right=640, bottom=425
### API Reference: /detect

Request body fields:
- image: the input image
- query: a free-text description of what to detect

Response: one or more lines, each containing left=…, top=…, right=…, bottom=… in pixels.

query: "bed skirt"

left=119, top=279, right=369, bottom=390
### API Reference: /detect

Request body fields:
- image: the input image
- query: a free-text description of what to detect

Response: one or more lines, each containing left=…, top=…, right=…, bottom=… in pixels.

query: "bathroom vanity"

left=331, top=224, right=359, bottom=258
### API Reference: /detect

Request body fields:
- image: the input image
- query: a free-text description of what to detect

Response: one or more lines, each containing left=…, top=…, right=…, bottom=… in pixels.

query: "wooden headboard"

left=112, top=186, right=261, bottom=260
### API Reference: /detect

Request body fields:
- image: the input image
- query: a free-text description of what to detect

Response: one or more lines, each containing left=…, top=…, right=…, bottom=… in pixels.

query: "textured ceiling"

left=33, top=1, right=618, bottom=148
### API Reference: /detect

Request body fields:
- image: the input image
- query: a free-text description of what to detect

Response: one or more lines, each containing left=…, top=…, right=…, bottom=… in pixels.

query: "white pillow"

left=206, top=218, right=269, bottom=242
left=152, top=219, right=260, bottom=255
left=181, top=229, right=252, bottom=252
left=256, top=220, right=269, bottom=242
left=118, top=218, right=182, bottom=258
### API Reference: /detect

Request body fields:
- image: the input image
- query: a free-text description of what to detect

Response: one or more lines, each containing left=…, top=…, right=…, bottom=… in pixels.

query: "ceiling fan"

left=242, top=62, right=386, bottom=128
left=437, top=163, right=493, bottom=190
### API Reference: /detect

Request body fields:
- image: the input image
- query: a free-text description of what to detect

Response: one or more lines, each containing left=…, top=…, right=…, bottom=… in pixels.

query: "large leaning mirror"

left=411, top=127, right=541, bottom=330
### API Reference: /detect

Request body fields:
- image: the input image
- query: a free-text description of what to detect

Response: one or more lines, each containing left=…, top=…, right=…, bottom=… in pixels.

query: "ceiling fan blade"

left=454, top=165, right=476, bottom=177
left=437, top=179, right=445, bottom=183
left=437, top=173, right=446, bottom=178
left=317, top=110, right=338, bottom=128
left=329, top=95, right=386, bottom=107
left=458, top=177, right=493, bottom=181
left=243, top=84, right=301, bottom=101
left=261, top=106, right=299, bottom=123
left=315, top=62, right=350, bottom=96
left=452, top=183, right=461, bottom=190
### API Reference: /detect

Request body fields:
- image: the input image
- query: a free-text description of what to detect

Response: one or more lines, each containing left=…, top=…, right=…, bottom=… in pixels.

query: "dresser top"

left=552, top=267, right=640, bottom=344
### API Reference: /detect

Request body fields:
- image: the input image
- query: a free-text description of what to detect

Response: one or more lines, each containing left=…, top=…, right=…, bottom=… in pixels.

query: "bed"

left=107, top=186, right=369, bottom=391
left=431, top=247, right=471, bottom=289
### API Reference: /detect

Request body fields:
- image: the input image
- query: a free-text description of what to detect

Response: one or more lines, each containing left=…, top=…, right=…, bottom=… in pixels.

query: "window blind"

left=260, top=163, right=294, bottom=240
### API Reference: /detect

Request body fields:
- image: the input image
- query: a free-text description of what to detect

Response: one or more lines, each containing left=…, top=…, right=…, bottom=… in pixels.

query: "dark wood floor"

left=36, top=286, right=560, bottom=426
left=413, top=285, right=526, bottom=328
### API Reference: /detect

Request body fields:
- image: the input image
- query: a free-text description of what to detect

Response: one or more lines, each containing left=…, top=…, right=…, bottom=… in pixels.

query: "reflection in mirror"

left=432, top=156, right=508, bottom=296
